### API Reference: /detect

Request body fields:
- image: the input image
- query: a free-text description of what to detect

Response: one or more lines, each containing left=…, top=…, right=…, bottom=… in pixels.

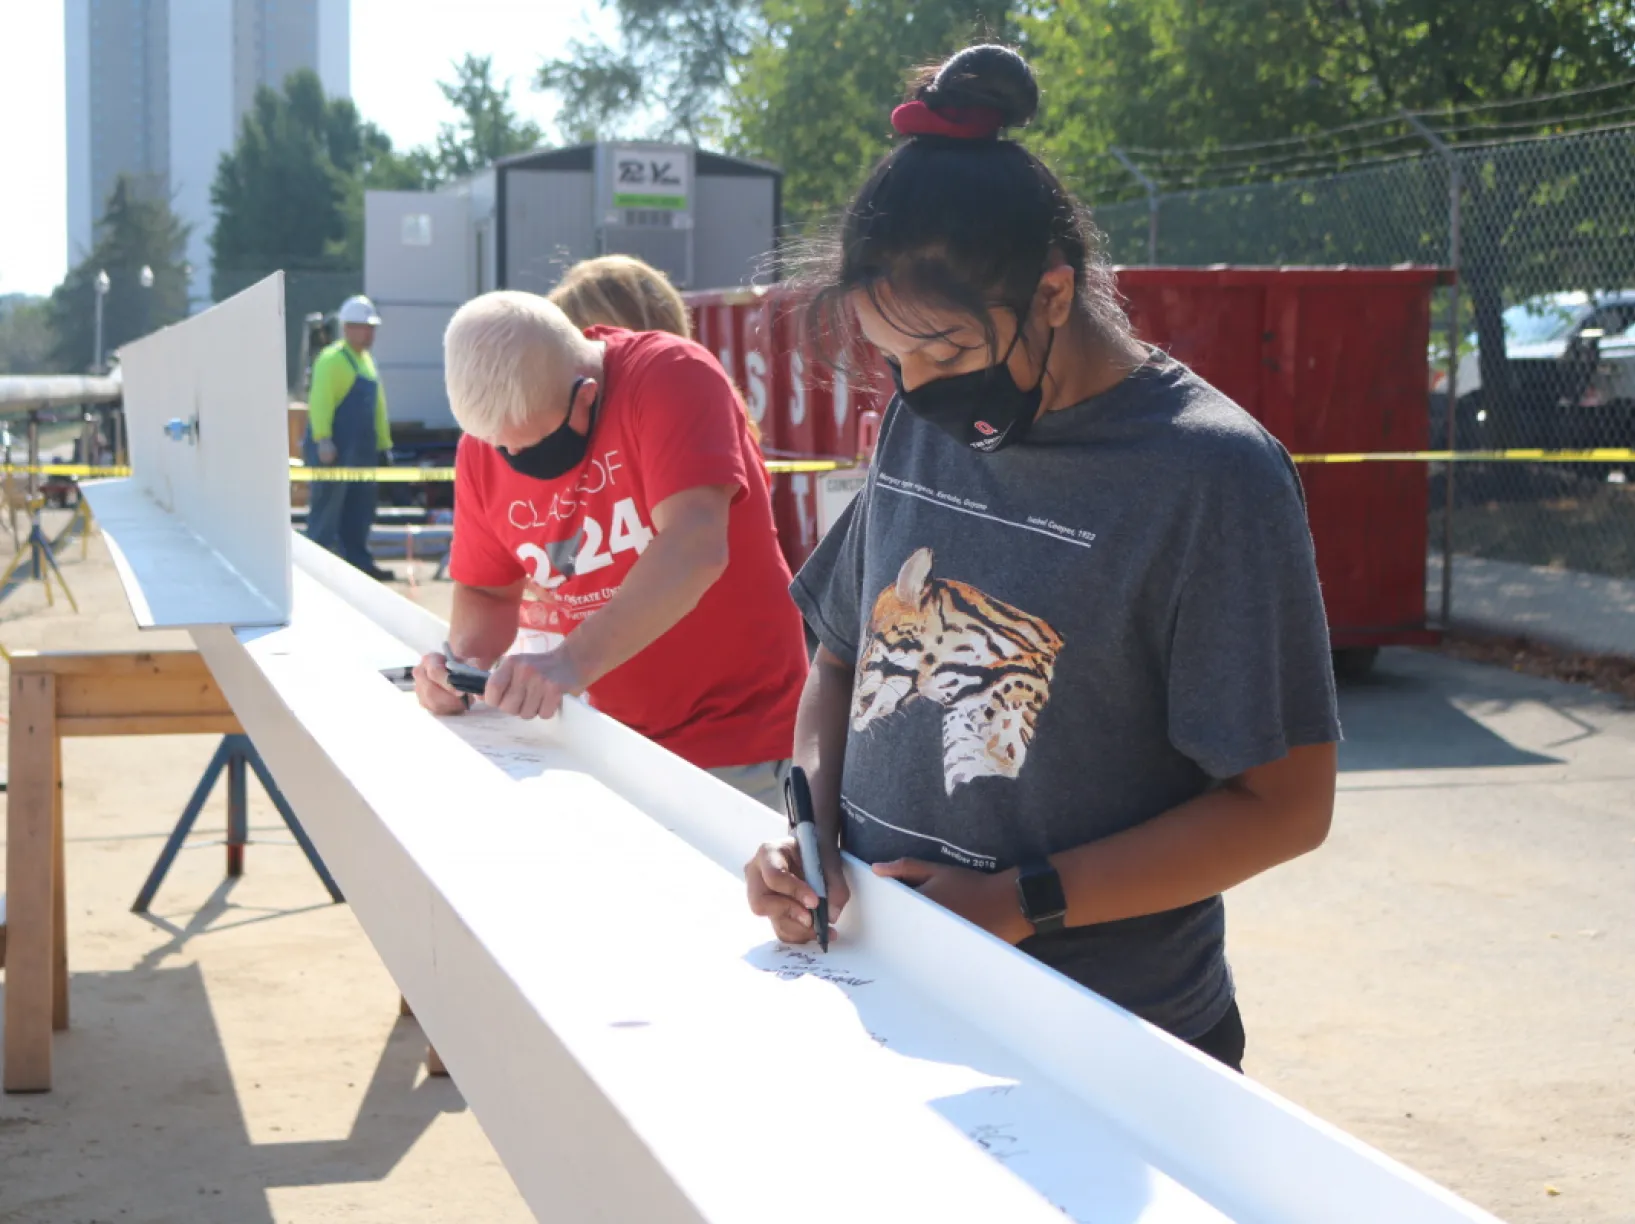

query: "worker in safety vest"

left=304, top=294, right=393, bottom=580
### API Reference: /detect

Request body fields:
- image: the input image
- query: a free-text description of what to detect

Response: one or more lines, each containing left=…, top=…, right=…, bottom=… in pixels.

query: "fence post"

left=1404, top=112, right=1463, bottom=632
left=1111, top=147, right=1160, bottom=264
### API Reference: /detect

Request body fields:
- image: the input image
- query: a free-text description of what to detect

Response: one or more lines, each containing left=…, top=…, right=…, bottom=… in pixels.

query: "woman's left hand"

left=872, top=859, right=1031, bottom=944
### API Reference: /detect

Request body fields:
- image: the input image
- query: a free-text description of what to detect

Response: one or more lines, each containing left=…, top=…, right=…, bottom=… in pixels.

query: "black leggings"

left=1186, top=1000, right=1246, bottom=1073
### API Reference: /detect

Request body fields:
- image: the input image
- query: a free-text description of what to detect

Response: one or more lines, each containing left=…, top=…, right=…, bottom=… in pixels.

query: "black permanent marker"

left=442, top=642, right=490, bottom=706
left=783, top=765, right=829, bottom=952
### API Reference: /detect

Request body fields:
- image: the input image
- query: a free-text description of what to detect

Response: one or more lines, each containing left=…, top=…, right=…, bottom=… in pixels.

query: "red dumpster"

left=686, top=265, right=1449, bottom=658
left=1117, top=267, right=1449, bottom=653
left=687, top=288, right=891, bottom=566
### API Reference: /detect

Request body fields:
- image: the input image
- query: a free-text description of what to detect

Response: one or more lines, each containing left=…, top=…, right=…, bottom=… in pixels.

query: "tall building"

left=65, top=0, right=350, bottom=310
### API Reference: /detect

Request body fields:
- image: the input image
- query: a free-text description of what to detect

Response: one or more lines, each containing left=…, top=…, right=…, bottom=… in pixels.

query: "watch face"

left=1018, top=865, right=1067, bottom=919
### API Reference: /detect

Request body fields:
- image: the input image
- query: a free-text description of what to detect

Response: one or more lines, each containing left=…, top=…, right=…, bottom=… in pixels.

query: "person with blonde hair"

left=414, top=289, right=806, bottom=810
left=548, top=253, right=692, bottom=337
left=549, top=254, right=763, bottom=445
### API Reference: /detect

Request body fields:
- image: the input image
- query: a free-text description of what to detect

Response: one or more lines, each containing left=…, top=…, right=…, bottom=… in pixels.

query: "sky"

left=0, top=0, right=616, bottom=299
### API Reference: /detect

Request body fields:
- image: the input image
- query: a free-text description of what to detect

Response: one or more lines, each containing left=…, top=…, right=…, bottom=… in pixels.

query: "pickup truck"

left=1430, top=290, right=1635, bottom=453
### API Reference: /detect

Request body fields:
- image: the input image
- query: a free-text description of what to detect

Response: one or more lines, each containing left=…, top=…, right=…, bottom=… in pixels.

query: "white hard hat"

left=338, top=295, right=381, bottom=326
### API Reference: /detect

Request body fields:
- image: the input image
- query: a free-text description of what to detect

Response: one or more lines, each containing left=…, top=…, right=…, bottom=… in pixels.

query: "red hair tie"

left=890, top=100, right=1004, bottom=140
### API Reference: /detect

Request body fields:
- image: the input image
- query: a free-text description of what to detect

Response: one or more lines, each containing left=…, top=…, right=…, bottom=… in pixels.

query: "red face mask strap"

left=890, top=100, right=1005, bottom=141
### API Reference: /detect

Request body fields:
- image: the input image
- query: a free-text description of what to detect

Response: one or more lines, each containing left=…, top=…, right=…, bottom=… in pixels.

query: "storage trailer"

left=362, top=141, right=781, bottom=457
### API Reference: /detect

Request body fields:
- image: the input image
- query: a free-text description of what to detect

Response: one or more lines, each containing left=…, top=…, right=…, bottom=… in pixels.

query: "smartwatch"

left=1015, top=860, right=1067, bottom=936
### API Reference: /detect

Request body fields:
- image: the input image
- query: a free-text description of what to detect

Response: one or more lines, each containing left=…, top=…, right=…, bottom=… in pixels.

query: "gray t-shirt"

left=791, top=350, right=1341, bottom=1040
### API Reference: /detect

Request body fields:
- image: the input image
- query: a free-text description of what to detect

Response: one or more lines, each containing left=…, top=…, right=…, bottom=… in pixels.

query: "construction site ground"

left=1, top=522, right=1630, bottom=1224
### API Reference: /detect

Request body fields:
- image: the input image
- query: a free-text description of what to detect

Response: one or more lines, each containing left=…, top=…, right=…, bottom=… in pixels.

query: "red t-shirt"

left=449, top=326, right=808, bottom=770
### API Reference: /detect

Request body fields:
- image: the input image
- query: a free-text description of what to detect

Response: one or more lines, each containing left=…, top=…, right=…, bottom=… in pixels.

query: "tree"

left=210, top=69, right=414, bottom=295
left=1027, top=1, right=1635, bottom=170
left=46, top=176, right=189, bottom=372
left=731, top=1, right=1014, bottom=226
left=537, top=0, right=761, bottom=145
left=327, top=56, right=542, bottom=282
left=0, top=296, right=54, bottom=375
left=428, top=54, right=544, bottom=178
left=1025, top=0, right=1635, bottom=424
left=333, top=123, right=441, bottom=276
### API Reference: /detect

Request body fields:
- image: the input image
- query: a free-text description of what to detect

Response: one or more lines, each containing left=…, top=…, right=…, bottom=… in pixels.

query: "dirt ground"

left=0, top=526, right=529, bottom=1224
left=2, top=524, right=1631, bottom=1223
left=1440, top=629, right=1635, bottom=705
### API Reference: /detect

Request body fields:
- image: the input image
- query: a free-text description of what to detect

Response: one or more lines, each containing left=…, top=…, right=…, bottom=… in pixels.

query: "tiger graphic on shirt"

left=852, top=547, right=1064, bottom=794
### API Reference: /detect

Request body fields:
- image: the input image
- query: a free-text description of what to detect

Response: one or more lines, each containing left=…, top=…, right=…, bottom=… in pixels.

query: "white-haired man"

left=413, top=290, right=808, bottom=807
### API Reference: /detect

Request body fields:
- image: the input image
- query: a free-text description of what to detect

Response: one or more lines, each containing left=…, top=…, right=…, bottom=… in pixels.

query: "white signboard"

left=611, top=146, right=690, bottom=212
left=816, top=467, right=869, bottom=537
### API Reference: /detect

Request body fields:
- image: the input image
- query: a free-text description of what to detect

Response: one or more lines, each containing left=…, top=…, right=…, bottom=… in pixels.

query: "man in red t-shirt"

left=413, top=291, right=808, bottom=807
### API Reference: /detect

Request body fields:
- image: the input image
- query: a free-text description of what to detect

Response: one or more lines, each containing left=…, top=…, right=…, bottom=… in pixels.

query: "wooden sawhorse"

left=3, top=650, right=240, bottom=1093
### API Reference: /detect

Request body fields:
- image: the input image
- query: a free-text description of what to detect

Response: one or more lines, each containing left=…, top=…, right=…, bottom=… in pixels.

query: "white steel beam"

left=86, top=272, right=291, bottom=629
left=88, top=278, right=1504, bottom=1224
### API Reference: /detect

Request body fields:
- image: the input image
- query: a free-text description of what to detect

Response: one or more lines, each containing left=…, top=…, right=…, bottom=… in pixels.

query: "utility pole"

left=1404, top=112, right=1463, bottom=632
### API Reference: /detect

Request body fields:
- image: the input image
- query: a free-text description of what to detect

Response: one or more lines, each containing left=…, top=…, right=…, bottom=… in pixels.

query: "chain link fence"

left=1089, top=118, right=1635, bottom=608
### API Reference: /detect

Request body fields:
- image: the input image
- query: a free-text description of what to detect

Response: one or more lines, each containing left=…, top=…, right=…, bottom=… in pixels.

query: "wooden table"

left=4, top=650, right=239, bottom=1093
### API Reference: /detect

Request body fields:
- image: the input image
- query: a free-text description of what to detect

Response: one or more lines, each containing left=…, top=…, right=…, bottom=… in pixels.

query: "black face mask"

left=889, top=326, right=1055, bottom=454
left=499, top=376, right=598, bottom=481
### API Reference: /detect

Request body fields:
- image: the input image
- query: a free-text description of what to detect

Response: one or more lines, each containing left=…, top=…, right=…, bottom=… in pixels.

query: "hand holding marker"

left=442, top=642, right=491, bottom=707
left=783, top=765, right=830, bottom=952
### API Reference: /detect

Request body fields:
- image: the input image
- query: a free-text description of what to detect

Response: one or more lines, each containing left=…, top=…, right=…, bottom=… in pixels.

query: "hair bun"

left=920, top=44, right=1038, bottom=131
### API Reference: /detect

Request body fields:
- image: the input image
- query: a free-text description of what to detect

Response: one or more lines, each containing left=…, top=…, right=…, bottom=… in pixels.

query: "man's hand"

left=317, top=438, right=338, bottom=466
left=484, top=648, right=583, bottom=720
left=872, top=859, right=1031, bottom=944
left=746, top=837, right=851, bottom=945
left=412, top=652, right=469, bottom=717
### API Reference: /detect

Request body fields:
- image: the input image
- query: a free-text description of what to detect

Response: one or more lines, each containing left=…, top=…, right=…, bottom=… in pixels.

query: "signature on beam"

left=967, top=1123, right=1028, bottom=1164
left=759, top=945, right=875, bottom=989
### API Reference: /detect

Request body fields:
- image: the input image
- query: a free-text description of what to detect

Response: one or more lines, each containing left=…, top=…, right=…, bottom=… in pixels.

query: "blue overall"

left=303, top=348, right=380, bottom=571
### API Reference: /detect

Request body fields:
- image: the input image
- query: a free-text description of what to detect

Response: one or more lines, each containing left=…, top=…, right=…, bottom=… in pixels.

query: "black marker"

left=783, top=765, right=829, bottom=952
left=443, top=659, right=491, bottom=697
left=441, top=641, right=491, bottom=709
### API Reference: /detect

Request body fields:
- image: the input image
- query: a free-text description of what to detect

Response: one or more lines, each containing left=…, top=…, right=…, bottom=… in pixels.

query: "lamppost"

left=93, top=269, right=110, bottom=373
left=92, top=265, right=154, bottom=373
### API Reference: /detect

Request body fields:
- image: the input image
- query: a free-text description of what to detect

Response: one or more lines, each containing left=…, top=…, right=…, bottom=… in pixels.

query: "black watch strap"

left=1015, top=860, right=1067, bottom=936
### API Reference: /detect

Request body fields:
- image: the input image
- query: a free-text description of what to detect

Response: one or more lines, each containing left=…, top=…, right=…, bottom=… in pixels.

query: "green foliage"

left=0, top=296, right=54, bottom=376
left=191, top=0, right=1635, bottom=407
left=730, top=0, right=1013, bottom=226
left=47, top=176, right=190, bottom=372
left=1022, top=0, right=1635, bottom=417
left=427, top=55, right=544, bottom=178
left=1026, top=0, right=1635, bottom=189
left=537, top=39, right=647, bottom=143
left=210, top=58, right=539, bottom=296
left=537, top=1, right=760, bottom=145
left=208, top=69, right=386, bottom=293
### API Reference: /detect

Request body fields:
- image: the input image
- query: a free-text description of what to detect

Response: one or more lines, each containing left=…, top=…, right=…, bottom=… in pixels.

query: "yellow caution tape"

left=0, top=463, right=133, bottom=478
left=1287, top=448, right=1635, bottom=464
left=0, top=459, right=855, bottom=481
left=3, top=448, right=1631, bottom=484
left=277, top=457, right=857, bottom=479
left=284, top=458, right=855, bottom=480
left=764, top=458, right=855, bottom=474
left=289, top=465, right=457, bottom=482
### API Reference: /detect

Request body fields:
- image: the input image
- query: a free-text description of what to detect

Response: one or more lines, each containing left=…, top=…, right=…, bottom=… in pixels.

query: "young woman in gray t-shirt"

left=743, top=43, right=1342, bottom=1072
